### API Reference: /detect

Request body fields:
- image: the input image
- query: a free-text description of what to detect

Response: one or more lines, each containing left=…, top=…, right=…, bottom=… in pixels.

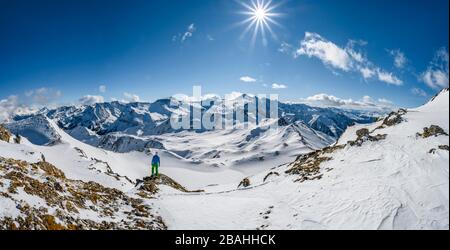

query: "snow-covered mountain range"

left=0, top=89, right=448, bottom=230
left=6, top=94, right=375, bottom=153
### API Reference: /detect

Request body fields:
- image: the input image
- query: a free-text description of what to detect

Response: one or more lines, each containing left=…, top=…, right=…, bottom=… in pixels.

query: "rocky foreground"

left=0, top=155, right=166, bottom=230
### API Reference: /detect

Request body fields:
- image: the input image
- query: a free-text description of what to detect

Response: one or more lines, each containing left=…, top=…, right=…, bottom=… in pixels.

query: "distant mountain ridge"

left=8, top=94, right=377, bottom=148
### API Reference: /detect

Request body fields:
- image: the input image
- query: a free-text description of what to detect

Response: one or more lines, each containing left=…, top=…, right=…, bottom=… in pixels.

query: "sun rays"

left=237, top=0, right=283, bottom=47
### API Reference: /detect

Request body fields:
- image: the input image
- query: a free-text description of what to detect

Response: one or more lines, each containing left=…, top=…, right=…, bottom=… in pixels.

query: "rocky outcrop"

left=379, top=109, right=407, bottom=128
left=135, top=174, right=203, bottom=197
left=417, top=125, right=449, bottom=138
left=0, top=125, right=11, bottom=142
left=263, top=172, right=280, bottom=182
left=428, top=87, right=449, bottom=103
left=431, top=145, right=450, bottom=153
left=13, top=134, right=21, bottom=144
left=286, top=153, right=329, bottom=182
left=348, top=128, right=387, bottom=147
left=286, top=145, right=344, bottom=182
left=238, top=178, right=251, bottom=188
left=287, top=126, right=388, bottom=182
left=0, top=157, right=166, bottom=230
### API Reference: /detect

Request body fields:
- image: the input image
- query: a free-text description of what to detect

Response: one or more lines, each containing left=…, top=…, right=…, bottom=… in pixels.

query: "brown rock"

left=356, top=128, right=370, bottom=138
left=238, top=178, right=251, bottom=188
left=263, top=172, right=280, bottom=182
left=0, top=125, right=11, bottom=142
left=419, top=125, right=448, bottom=138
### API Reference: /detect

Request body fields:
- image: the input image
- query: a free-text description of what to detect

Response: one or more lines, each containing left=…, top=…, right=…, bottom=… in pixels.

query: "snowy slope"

left=6, top=97, right=340, bottom=190
left=4, top=94, right=369, bottom=188
left=3, top=116, right=311, bottom=190
left=1, top=89, right=448, bottom=230
left=155, top=88, right=449, bottom=230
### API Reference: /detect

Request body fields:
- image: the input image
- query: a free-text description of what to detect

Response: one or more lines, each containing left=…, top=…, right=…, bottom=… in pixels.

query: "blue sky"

left=0, top=0, right=448, bottom=110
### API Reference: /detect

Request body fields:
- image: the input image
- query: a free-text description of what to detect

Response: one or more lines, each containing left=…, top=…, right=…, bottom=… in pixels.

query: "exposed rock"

left=278, top=117, right=290, bottom=127
left=376, top=116, right=385, bottom=122
left=40, top=153, right=46, bottom=162
left=0, top=125, right=11, bottom=142
left=91, top=158, right=134, bottom=184
left=417, top=125, right=449, bottom=138
left=74, top=147, right=88, bottom=158
left=379, top=109, right=407, bottom=128
left=438, top=145, right=449, bottom=151
left=348, top=134, right=387, bottom=147
left=136, top=174, right=204, bottom=195
left=0, top=157, right=166, bottom=230
left=287, top=123, right=388, bottom=183
left=429, top=148, right=437, bottom=154
left=263, top=172, right=280, bottom=182
left=238, top=178, right=251, bottom=188
left=397, top=108, right=408, bottom=115
left=13, top=134, right=21, bottom=144
left=33, top=161, right=66, bottom=179
left=140, top=181, right=159, bottom=194
left=356, top=128, right=370, bottom=138
left=348, top=128, right=387, bottom=147
left=429, top=87, right=449, bottom=103
left=286, top=144, right=347, bottom=183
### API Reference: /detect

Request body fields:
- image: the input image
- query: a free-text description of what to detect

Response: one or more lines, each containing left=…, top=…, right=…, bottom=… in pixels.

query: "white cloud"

left=79, top=95, right=105, bottom=105
left=420, top=47, right=449, bottom=90
left=361, top=95, right=374, bottom=104
left=421, top=70, right=449, bottom=89
left=304, top=93, right=354, bottom=107
left=99, top=85, right=107, bottom=93
left=376, top=69, right=403, bottom=86
left=389, top=49, right=407, bottom=68
left=272, top=83, right=288, bottom=89
left=296, top=32, right=352, bottom=71
left=207, top=35, right=215, bottom=41
left=359, top=67, right=376, bottom=79
left=172, top=23, right=196, bottom=43
left=0, top=95, right=39, bottom=122
left=0, top=95, right=20, bottom=122
left=23, top=87, right=63, bottom=105
left=0, top=87, right=66, bottom=122
left=298, top=93, right=395, bottom=112
left=123, top=92, right=141, bottom=102
left=377, top=98, right=393, bottom=105
left=291, top=32, right=403, bottom=86
left=346, top=40, right=368, bottom=63
left=181, top=23, right=196, bottom=43
left=411, top=87, right=428, bottom=97
left=240, top=76, right=257, bottom=83
left=278, top=42, right=295, bottom=56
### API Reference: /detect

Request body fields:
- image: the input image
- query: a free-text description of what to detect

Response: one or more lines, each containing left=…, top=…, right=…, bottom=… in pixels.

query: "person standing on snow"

left=151, top=152, right=161, bottom=177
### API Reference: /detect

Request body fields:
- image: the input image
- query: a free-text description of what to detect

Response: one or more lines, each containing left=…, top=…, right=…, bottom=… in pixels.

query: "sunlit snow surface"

left=1, top=90, right=448, bottom=229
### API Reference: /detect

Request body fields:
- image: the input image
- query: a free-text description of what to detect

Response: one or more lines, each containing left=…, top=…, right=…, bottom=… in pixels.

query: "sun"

left=237, top=0, right=283, bottom=46
left=254, top=7, right=267, bottom=21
